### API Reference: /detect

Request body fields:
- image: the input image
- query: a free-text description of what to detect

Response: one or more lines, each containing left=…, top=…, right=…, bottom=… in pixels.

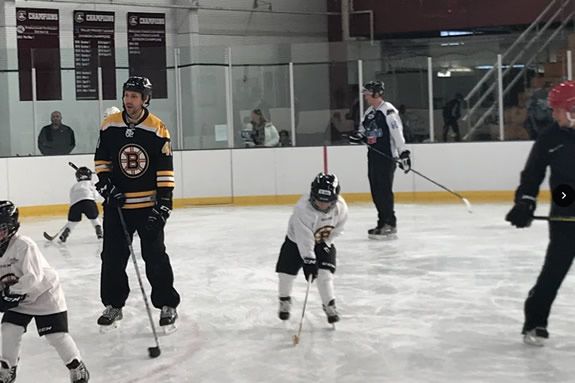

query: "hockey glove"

left=398, top=150, right=411, bottom=173
left=302, top=257, right=318, bottom=282
left=348, top=131, right=366, bottom=145
left=505, top=198, right=536, bottom=228
left=0, top=288, right=25, bottom=312
left=96, top=179, right=126, bottom=208
left=145, top=203, right=171, bottom=237
left=315, top=242, right=336, bottom=273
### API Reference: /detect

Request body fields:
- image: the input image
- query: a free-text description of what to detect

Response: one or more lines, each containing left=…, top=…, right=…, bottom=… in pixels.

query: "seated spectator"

left=279, top=130, right=292, bottom=147
left=246, top=109, right=279, bottom=147
left=38, top=111, right=75, bottom=155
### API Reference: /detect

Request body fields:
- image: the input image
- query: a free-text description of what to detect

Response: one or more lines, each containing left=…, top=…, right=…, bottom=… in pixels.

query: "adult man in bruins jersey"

left=94, top=76, right=180, bottom=329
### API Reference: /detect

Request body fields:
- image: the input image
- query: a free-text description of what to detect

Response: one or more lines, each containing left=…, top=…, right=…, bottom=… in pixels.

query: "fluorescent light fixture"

left=475, top=64, right=526, bottom=70
left=437, top=70, right=452, bottom=77
left=440, top=31, right=474, bottom=37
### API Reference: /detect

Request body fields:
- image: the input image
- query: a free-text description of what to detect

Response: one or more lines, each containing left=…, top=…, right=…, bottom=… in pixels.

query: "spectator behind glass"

left=37, top=111, right=76, bottom=155
left=442, top=93, right=464, bottom=142
left=249, top=109, right=279, bottom=147
left=279, top=130, right=292, bottom=147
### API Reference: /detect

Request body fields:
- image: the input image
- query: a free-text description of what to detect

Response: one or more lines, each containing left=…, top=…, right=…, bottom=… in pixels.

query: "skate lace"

left=279, top=300, right=291, bottom=312
left=70, top=363, right=88, bottom=381
left=0, top=365, right=15, bottom=383
left=161, top=306, right=176, bottom=318
left=102, top=306, right=121, bottom=319
left=324, top=303, right=338, bottom=316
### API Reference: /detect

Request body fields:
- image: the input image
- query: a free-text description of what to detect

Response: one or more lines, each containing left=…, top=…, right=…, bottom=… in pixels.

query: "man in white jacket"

left=0, top=201, right=89, bottom=382
left=275, top=173, right=348, bottom=324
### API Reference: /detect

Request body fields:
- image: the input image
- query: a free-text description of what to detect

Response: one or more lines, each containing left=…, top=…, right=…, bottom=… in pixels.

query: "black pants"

left=68, top=200, right=99, bottom=222
left=275, top=237, right=337, bottom=277
left=2, top=311, right=68, bottom=336
left=443, top=119, right=461, bottom=142
left=523, top=222, right=575, bottom=333
left=368, top=154, right=397, bottom=228
left=101, top=206, right=180, bottom=309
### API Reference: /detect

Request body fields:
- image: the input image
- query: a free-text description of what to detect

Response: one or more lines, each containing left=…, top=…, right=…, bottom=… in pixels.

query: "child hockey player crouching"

left=59, top=167, right=102, bottom=243
left=0, top=201, right=89, bottom=382
left=275, top=173, right=348, bottom=324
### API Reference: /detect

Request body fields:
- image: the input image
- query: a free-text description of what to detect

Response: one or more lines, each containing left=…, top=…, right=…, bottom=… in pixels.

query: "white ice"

left=11, top=202, right=575, bottom=383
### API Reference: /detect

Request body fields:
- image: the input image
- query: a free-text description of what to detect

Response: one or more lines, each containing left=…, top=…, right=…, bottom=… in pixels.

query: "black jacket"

left=515, top=123, right=575, bottom=216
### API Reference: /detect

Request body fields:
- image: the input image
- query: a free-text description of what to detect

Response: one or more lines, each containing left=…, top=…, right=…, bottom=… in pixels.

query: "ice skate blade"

left=161, top=324, right=177, bottom=335
left=99, top=322, right=120, bottom=334
left=368, top=234, right=398, bottom=241
left=523, top=335, right=545, bottom=347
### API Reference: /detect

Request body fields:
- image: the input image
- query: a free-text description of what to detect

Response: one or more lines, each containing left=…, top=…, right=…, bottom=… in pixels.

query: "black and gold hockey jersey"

left=94, top=110, right=175, bottom=210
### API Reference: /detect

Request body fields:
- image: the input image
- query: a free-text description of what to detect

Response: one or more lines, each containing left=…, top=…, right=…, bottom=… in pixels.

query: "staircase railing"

left=462, top=0, right=574, bottom=140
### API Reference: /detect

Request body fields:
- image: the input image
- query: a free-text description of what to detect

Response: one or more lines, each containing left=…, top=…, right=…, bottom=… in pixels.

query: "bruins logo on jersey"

left=119, top=144, right=149, bottom=178
left=314, top=225, right=334, bottom=243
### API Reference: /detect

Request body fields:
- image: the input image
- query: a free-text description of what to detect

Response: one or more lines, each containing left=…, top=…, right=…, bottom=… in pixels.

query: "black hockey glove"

left=398, top=150, right=411, bottom=173
left=348, top=131, right=366, bottom=145
left=505, top=198, right=536, bottom=228
left=302, top=257, right=318, bottom=282
left=0, top=288, right=25, bottom=312
left=315, top=242, right=336, bottom=273
left=95, top=179, right=125, bottom=208
left=145, top=203, right=171, bottom=237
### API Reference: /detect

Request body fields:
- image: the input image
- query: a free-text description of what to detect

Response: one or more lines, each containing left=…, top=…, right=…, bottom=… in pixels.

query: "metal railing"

left=462, top=0, right=574, bottom=140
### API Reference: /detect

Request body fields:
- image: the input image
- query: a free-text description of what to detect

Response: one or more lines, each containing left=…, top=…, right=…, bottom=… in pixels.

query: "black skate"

left=68, top=359, right=89, bottom=383
left=0, top=361, right=16, bottom=383
left=95, top=225, right=103, bottom=239
left=523, top=327, right=549, bottom=347
left=323, top=299, right=340, bottom=325
left=59, top=227, right=71, bottom=243
left=160, top=306, right=178, bottom=334
left=97, top=306, right=123, bottom=332
left=278, top=297, right=291, bottom=320
left=368, top=224, right=397, bottom=240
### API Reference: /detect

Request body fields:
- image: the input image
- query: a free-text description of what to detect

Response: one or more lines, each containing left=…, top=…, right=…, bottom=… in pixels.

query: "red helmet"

left=548, top=81, right=575, bottom=111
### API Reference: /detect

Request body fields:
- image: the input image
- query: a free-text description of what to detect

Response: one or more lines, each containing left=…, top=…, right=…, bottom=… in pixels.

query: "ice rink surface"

left=12, top=201, right=575, bottom=383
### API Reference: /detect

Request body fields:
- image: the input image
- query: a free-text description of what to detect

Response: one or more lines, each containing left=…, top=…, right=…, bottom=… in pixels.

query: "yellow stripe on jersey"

left=100, top=112, right=124, bottom=131
left=157, top=182, right=175, bottom=188
left=95, top=160, right=112, bottom=165
left=124, top=190, right=156, bottom=198
left=139, top=113, right=171, bottom=139
left=156, top=170, right=174, bottom=176
left=122, top=201, right=156, bottom=209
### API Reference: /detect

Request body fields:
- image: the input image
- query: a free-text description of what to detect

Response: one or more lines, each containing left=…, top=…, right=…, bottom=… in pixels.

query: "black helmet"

left=123, top=76, right=152, bottom=106
left=310, top=173, right=340, bottom=212
left=75, top=167, right=92, bottom=182
left=0, top=201, right=20, bottom=251
left=362, top=81, right=385, bottom=97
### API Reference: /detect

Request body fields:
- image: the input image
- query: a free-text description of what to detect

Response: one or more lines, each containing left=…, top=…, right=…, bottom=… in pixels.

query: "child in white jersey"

left=275, top=173, right=348, bottom=324
left=59, top=167, right=102, bottom=243
left=0, top=200, right=89, bottom=382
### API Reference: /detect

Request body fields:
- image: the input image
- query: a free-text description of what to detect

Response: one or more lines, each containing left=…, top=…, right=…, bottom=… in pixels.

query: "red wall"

left=328, top=0, right=559, bottom=39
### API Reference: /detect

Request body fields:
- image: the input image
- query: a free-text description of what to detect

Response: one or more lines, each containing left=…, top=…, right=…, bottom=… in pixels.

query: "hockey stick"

left=533, top=216, right=575, bottom=222
left=116, top=207, right=162, bottom=358
left=361, top=143, right=473, bottom=213
left=292, top=275, right=313, bottom=346
left=68, top=162, right=78, bottom=171
left=43, top=226, right=67, bottom=241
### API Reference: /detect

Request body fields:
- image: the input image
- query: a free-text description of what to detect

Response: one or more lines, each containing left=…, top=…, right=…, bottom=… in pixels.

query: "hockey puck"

left=148, top=346, right=161, bottom=358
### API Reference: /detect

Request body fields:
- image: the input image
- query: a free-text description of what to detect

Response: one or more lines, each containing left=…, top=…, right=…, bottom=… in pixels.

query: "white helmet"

left=104, top=106, right=121, bottom=118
